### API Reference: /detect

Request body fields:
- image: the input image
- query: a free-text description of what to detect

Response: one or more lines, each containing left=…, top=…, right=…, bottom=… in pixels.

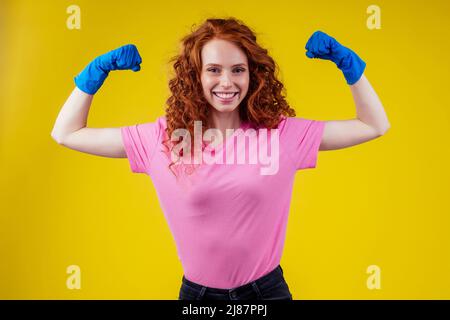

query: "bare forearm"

left=51, top=87, right=93, bottom=143
left=350, top=74, right=390, bottom=134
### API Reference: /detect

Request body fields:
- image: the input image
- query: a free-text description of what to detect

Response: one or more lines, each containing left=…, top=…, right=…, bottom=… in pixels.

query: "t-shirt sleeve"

left=283, top=117, right=326, bottom=170
left=120, top=121, right=160, bottom=174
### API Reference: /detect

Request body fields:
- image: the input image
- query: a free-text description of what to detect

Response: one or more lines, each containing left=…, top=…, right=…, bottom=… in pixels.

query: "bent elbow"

left=51, top=132, right=64, bottom=144
left=377, top=123, right=391, bottom=136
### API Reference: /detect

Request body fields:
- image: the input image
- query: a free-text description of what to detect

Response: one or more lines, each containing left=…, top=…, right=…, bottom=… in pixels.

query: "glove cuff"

left=337, top=48, right=366, bottom=85
left=74, top=58, right=110, bottom=94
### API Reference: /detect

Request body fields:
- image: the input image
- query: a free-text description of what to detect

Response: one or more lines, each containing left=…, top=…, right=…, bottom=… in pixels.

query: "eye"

left=206, top=67, right=246, bottom=73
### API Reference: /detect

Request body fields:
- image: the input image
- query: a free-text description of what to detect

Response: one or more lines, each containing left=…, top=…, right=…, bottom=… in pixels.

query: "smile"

left=213, top=92, right=239, bottom=102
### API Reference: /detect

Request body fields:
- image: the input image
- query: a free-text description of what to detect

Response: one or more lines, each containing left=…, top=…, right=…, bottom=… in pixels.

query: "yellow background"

left=1, top=0, right=449, bottom=299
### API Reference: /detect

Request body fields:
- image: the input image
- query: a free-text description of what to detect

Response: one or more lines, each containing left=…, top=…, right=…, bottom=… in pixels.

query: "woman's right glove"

left=74, top=44, right=142, bottom=95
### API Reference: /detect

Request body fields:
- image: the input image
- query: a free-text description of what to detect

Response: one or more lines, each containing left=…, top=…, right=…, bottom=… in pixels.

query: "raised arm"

left=304, top=31, right=390, bottom=151
left=51, top=44, right=142, bottom=158
left=51, top=87, right=126, bottom=157
left=319, top=74, right=390, bottom=151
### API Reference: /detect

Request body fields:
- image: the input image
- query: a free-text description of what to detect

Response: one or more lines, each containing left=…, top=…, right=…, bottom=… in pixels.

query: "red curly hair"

left=162, top=17, right=296, bottom=177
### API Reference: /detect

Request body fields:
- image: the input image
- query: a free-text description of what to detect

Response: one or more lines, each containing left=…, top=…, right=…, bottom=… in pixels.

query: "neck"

left=208, top=109, right=242, bottom=138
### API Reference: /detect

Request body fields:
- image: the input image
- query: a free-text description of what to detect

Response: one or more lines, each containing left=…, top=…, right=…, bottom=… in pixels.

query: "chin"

left=211, top=104, right=239, bottom=113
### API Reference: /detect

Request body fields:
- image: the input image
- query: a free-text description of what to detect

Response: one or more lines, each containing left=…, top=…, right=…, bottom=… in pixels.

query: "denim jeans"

left=178, top=265, right=293, bottom=300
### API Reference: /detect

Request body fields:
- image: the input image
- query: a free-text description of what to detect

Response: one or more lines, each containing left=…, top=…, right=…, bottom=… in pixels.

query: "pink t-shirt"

left=120, top=115, right=325, bottom=289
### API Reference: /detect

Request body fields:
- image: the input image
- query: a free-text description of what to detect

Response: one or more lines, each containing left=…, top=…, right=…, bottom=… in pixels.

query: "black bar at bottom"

left=1, top=300, right=449, bottom=318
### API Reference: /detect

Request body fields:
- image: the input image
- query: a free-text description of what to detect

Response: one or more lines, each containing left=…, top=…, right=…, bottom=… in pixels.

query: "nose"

left=219, top=70, right=233, bottom=88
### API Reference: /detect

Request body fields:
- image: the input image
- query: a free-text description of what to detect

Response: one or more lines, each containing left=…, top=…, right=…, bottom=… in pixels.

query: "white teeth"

left=213, top=92, right=238, bottom=99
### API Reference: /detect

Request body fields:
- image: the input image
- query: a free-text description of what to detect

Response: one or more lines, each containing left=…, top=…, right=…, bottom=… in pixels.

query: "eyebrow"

left=205, top=63, right=247, bottom=67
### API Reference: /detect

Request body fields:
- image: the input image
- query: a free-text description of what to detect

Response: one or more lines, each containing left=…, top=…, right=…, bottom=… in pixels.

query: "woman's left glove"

left=305, top=31, right=365, bottom=85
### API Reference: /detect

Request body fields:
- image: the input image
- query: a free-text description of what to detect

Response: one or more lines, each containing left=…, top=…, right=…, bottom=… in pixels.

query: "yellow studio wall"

left=1, top=0, right=449, bottom=299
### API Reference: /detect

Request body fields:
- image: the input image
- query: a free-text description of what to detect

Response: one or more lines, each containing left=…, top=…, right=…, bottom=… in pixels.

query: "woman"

left=51, top=18, right=390, bottom=300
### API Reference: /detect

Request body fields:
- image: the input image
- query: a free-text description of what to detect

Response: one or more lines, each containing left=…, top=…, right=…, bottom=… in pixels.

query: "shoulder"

left=123, top=115, right=167, bottom=142
left=153, top=115, right=167, bottom=132
left=276, top=115, right=318, bottom=134
left=149, top=115, right=168, bottom=142
left=141, top=115, right=167, bottom=132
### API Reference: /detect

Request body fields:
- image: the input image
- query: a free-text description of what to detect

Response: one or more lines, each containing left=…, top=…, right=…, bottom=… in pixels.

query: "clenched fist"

left=305, top=31, right=365, bottom=85
left=74, top=44, right=142, bottom=95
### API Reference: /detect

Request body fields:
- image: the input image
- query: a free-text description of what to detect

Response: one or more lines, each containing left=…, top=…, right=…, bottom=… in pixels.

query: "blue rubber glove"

left=74, top=44, right=142, bottom=95
left=305, top=31, right=365, bottom=85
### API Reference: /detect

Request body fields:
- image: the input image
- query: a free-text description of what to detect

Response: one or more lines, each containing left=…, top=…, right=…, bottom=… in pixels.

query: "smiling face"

left=200, top=38, right=250, bottom=115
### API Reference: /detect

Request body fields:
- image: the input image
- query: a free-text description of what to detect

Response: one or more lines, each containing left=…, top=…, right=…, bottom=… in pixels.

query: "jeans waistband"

left=182, top=265, right=284, bottom=294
